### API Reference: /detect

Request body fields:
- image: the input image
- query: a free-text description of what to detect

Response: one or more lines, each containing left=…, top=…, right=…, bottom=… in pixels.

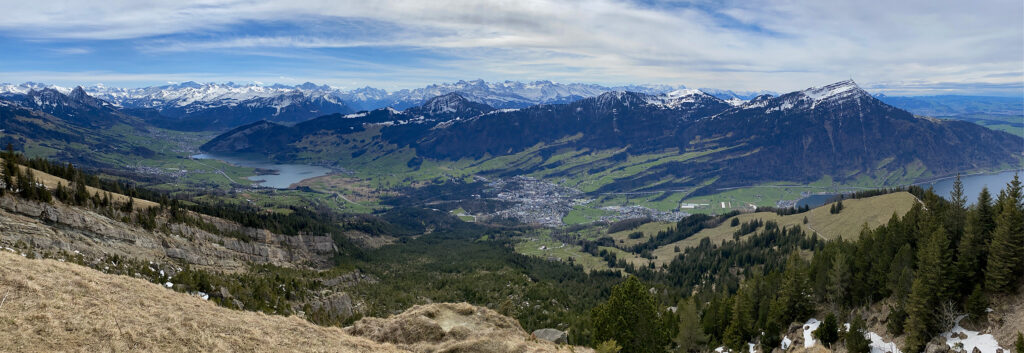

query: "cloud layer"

left=0, top=0, right=1020, bottom=95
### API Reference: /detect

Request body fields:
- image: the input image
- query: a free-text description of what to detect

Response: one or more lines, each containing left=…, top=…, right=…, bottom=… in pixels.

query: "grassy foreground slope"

left=0, top=251, right=388, bottom=352
left=0, top=251, right=588, bottom=353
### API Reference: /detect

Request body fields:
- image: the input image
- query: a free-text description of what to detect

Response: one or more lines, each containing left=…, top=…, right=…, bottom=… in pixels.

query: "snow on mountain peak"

left=666, top=89, right=706, bottom=99
left=801, top=79, right=862, bottom=101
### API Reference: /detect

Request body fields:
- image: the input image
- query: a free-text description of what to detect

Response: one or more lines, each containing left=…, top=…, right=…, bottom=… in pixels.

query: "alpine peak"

left=800, top=79, right=865, bottom=101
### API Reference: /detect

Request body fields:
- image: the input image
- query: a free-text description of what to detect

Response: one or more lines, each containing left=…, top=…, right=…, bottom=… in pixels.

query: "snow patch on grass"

left=803, top=318, right=821, bottom=347
left=943, top=315, right=1005, bottom=353
left=867, top=332, right=901, bottom=353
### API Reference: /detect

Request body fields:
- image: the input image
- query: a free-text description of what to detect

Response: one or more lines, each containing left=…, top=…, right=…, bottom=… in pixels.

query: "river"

left=191, top=153, right=332, bottom=189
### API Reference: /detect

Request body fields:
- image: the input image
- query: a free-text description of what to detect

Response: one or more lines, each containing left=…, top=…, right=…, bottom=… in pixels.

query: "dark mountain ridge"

left=202, top=81, right=1024, bottom=193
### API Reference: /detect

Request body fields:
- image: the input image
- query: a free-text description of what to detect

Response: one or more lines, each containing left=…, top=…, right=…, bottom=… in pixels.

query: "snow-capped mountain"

left=0, top=79, right=691, bottom=130
left=83, top=81, right=340, bottom=110
left=698, top=88, right=778, bottom=101
left=338, top=79, right=685, bottom=110
left=0, top=86, right=139, bottom=128
left=403, top=92, right=494, bottom=120
left=732, top=79, right=870, bottom=113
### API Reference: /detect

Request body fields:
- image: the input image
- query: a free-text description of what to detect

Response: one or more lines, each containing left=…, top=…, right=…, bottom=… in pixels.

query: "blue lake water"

left=919, top=169, right=1021, bottom=205
left=192, top=153, right=332, bottom=189
left=796, top=169, right=1022, bottom=207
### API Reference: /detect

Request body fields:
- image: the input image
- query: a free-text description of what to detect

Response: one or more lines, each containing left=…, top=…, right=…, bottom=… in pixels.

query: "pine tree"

left=845, top=315, right=871, bottom=353
left=985, top=175, right=1022, bottom=293
left=770, top=253, right=812, bottom=328
left=887, top=244, right=915, bottom=305
left=723, top=289, right=755, bottom=351
left=828, top=252, right=851, bottom=308
left=948, top=174, right=967, bottom=245
left=815, top=313, right=840, bottom=348
left=674, top=298, right=707, bottom=353
left=964, top=284, right=988, bottom=325
left=904, top=227, right=953, bottom=353
left=592, top=276, right=671, bottom=353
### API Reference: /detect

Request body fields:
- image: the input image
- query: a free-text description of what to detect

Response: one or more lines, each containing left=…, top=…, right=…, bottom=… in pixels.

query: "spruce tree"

left=985, top=175, right=1023, bottom=293
left=815, top=313, right=840, bottom=349
left=592, top=276, right=671, bottom=353
left=964, top=284, right=988, bottom=325
left=845, top=315, right=871, bottom=353
left=674, top=298, right=707, bottom=353
left=904, top=227, right=953, bottom=353
left=723, top=289, right=755, bottom=351
left=770, top=253, right=812, bottom=328
left=948, top=174, right=967, bottom=245
left=828, top=252, right=851, bottom=308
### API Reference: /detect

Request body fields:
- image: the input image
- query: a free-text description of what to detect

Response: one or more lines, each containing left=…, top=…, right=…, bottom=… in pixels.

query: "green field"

left=513, top=230, right=612, bottom=273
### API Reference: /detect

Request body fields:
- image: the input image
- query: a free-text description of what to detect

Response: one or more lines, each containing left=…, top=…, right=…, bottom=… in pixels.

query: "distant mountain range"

left=0, top=80, right=687, bottom=130
left=202, top=80, right=1023, bottom=194
left=4, top=80, right=1020, bottom=132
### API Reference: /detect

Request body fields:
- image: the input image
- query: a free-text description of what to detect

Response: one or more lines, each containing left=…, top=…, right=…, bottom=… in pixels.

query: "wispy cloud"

left=49, top=47, right=92, bottom=55
left=0, top=0, right=1019, bottom=94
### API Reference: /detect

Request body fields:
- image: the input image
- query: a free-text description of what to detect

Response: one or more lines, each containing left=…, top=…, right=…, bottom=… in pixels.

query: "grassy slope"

left=3, top=159, right=159, bottom=210
left=0, top=251, right=588, bottom=353
left=639, top=192, right=919, bottom=267
left=514, top=230, right=612, bottom=273
left=606, top=221, right=675, bottom=248
left=0, top=251, right=395, bottom=353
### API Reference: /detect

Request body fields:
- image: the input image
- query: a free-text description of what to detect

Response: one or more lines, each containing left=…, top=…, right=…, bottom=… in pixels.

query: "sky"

left=0, top=0, right=1021, bottom=96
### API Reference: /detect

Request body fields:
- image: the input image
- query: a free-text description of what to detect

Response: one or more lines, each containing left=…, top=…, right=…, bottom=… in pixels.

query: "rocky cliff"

left=0, top=195, right=338, bottom=272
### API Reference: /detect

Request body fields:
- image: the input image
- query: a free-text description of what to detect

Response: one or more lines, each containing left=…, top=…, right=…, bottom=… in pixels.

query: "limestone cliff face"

left=0, top=195, right=338, bottom=271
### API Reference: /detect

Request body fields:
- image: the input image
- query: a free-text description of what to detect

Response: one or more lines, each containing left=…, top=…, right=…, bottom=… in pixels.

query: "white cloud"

left=0, top=0, right=1020, bottom=94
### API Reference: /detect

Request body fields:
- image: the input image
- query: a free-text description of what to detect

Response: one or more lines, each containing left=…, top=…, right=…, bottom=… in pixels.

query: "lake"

left=192, top=153, right=332, bottom=189
left=796, top=169, right=1022, bottom=207
left=920, top=169, right=1021, bottom=205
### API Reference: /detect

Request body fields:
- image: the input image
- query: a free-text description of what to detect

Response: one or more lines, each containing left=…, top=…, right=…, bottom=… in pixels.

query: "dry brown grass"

left=0, top=251, right=589, bottom=352
left=0, top=250, right=400, bottom=352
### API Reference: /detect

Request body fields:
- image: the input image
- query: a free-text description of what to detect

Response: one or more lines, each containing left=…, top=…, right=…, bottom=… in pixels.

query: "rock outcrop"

left=0, top=195, right=338, bottom=271
left=346, top=302, right=588, bottom=352
left=532, top=328, right=568, bottom=344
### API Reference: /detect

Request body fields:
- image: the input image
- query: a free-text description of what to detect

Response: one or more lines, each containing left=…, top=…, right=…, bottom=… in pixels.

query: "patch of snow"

left=943, top=315, right=1005, bottom=353
left=725, top=97, right=746, bottom=106
left=749, top=342, right=756, bottom=353
left=867, top=332, right=902, bottom=353
left=197, top=291, right=209, bottom=300
left=715, top=346, right=726, bottom=353
left=801, top=79, right=860, bottom=101
left=666, top=88, right=705, bottom=98
left=803, top=318, right=821, bottom=348
left=164, top=282, right=173, bottom=288
left=781, top=336, right=792, bottom=350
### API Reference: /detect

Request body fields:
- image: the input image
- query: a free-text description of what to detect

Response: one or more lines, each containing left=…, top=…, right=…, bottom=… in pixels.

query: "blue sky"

left=0, top=0, right=1021, bottom=96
